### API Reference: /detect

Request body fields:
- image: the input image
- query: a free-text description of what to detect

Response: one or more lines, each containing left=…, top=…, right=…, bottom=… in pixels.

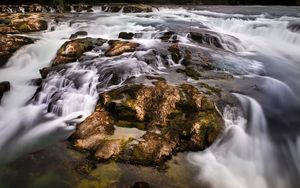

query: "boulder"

left=0, top=34, right=34, bottom=67
left=72, top=106, right=115, bottom=150
left=71, top=81, right=223, bottom=165
left=52, top=38, right=107, bottom=66
left=190, top=31, right=223, bottom=49
left=123, top=4, right=153, bottom=13
left=118, top=32, right=134, bottom=40
left=105, top=40, right=140, bottom=57
left=103, top=4, right=153, bottom=13
left=0, top=13, right=48, bottom=34
left=168, top=44, right=181, bottom=64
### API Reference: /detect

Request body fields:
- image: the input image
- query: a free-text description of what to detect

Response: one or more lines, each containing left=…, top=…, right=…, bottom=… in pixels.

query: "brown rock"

left=71, top=82, right=223, bottom=165
left=105, top=40, right=139, bottom=57
left=95, top=139, right=122, bottom=161
left=72, top=107, right=115, bottom=150
left=52, top=38, right=107, bottom=66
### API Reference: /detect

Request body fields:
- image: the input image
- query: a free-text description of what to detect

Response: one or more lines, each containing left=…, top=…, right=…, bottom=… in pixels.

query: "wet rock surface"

left=0, top=34, right=34, bottom=67
left=71, top=81, right=223, bottom=165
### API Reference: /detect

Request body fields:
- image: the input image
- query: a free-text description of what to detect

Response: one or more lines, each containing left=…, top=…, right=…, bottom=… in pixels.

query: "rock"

left=158, top=31, right=177, bottom=42
left=176, top=67, right=202, bottom=80
left=0, top=34, right=34, bottom=67
left=95, top=139, right=122, bottom=161
left=71, top=81, right=223, bottom=165
left=0, top=18, right=10, bottom=25
left=0, top=81, right=10, bottom=102
left=105, top=40, right=140, bottom=57
left=70, top=4, right=93, bottom=13
left=14, top=19, right=48, bottom=33
left=0, top=13, right=48, bottom=34
left=69, top=31, right=88, bottom=39
left=0, top=25, right=19, bottom=34
left=122, top=132, right=177, bottom=165
left=118, top=32, right=134, bottom=40
left=52, top=38, right=107, bottom=66
left=103, top=5, right=122, bottom=13
left=72, top=106, right=115, bottom=150
left=103, top=4, right=153, bottom=13
left=123, top=4, right=153, bottom=13
left=168, top=44, right=181, bottom=64
left=190, top=31, right=223, bottom=48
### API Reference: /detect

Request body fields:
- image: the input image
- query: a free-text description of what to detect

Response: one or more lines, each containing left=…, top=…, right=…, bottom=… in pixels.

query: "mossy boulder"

left=71, top=81, right=223, bottom=165
left=0, top=34, right=34, bottom=67
left=52, top=38, right=107, bottom=66
left=105, top=40, right=140, bottom=57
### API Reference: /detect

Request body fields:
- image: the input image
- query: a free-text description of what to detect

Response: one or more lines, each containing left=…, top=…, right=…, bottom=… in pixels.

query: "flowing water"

left=0, top=5, right=300, bottom=188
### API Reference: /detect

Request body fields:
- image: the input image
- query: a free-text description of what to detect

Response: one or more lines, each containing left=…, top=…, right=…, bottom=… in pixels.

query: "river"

left=0, top=5, right=300, bottom=188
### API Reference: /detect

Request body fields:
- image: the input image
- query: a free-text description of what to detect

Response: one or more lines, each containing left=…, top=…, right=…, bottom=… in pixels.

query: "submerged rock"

left=0, top=34, right=34, bottom=67
left=71, top=81, right=223, bottom=165
left=0, top=81, right=10, bottom=103
left=52, top=37, right=107, bottom=66
left=105, top=40, right=140, bottom=57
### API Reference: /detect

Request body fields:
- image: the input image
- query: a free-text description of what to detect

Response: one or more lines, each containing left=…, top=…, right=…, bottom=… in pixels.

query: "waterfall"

left=188, top=93, right=300, bottom=188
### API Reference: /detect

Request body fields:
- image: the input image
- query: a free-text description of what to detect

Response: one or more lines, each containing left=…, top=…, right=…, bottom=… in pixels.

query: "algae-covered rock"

left=71, top=81, right=223, bottom=165
left=105, top=40, right=139, bottom=57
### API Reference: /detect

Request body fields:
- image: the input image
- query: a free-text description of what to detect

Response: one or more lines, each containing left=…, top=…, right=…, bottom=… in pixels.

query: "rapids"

left=0, top=5, right=300, bottom=188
